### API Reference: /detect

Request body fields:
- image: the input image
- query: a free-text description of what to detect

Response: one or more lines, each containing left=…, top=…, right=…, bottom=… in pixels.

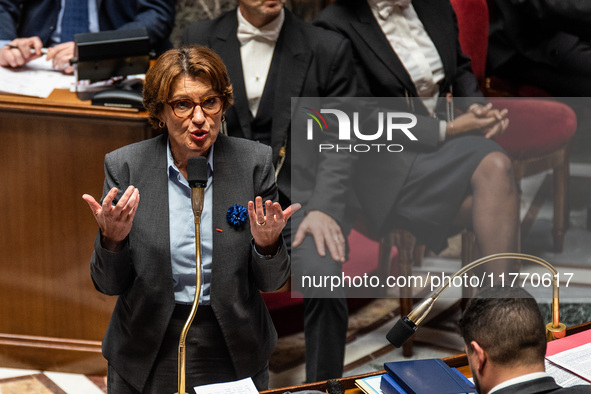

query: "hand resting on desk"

left=1, top=36, right=75, bottom=74
left=0, top=36, right=44, bottom=68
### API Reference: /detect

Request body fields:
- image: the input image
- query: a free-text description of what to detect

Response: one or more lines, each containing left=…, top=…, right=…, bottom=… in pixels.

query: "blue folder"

left=382, top=359, right=476, bottom=394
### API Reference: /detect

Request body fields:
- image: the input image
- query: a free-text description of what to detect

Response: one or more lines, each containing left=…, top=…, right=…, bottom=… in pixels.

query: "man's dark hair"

left=458, top=287, right=547, bottom=366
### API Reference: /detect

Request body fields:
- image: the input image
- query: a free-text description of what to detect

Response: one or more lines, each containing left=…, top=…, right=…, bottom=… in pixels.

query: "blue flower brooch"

left=226, top=204, right=248, bottom=228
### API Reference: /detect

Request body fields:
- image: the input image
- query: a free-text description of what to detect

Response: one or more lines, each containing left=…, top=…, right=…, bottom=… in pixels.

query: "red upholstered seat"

left=342, top=228, right=389, bottom=277
left=261, top=228, right=397, bottom=337
left=451, top=0, right=488, bottom=84
left=262, top=290, right=302, bottom=311
left=491, top=98, right=577, bottom=159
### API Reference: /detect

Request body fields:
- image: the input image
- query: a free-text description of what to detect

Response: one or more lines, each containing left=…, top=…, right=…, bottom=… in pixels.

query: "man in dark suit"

left=182, top=0, right=358, bottom=383
left=315, top=0, right=519, bottom=270
left=488, top=0, right=591, bottom=96
left=0, top=0, right=176, bottom=72
left=459, top=287, right=591, bottom=394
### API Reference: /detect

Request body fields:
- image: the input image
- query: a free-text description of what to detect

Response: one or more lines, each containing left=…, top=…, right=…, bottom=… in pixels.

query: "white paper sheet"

left=546, top=342, right=591, bottom=383
left=193, top=377, right=258, bottom=394
left=0, top=56, right=74, bottom=98
left=545, top=359, right=591, bottom=387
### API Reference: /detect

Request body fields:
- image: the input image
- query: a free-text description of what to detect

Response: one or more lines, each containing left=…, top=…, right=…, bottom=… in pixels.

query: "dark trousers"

left=107, top=305, right=269, bottom=393
left=302, top=297, right=348, bottom=382
left=287, top=218, right=349, bottom=383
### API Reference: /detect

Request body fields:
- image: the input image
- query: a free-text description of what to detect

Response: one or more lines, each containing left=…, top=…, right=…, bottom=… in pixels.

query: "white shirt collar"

left=236, top=7, right=285, bottom=45
left=368, top=0, right=412, bottom=19
left=489, top=372, right=549, bottom=394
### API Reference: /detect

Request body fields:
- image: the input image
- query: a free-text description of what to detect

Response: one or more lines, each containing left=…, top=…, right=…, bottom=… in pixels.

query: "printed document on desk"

left=545, top=328, right=591, bottom=386
left=547, top=342, right=591, bottom=383
left=545, top=359, right=590, bottom=387
left=193, top=377, right=258, bottom=394
left=0, top=56, right=74, bottom=98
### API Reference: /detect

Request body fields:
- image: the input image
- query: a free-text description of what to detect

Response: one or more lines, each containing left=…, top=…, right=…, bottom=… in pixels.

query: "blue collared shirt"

left=167, top=141, right=213, bottom=304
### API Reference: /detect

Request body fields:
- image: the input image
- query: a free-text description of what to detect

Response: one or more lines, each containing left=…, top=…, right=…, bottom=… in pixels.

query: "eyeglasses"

left=167, top=96, right=223, bottom=118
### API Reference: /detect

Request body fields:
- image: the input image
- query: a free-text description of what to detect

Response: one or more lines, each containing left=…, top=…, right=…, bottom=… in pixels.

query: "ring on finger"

left=256, top=220, right=266, bottom=226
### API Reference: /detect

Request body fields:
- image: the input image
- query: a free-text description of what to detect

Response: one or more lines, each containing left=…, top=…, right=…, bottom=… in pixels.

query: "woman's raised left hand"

left=248, top=196, right=301, bottom=256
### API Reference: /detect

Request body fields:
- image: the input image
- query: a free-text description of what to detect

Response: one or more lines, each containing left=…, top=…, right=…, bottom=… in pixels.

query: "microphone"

left=175, top=156, right=208, bottom=394
left=187, top=156, right=208, bottom=218
left=386, top=302, right=431, bottom=348
left=386, top=253, right=567, bottom=348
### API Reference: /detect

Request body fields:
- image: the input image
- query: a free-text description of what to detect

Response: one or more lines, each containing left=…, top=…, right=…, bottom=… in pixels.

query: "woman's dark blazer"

left=90, top=133, right=289, bottom=392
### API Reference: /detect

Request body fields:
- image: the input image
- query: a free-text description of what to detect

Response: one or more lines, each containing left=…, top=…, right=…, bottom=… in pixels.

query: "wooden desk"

left=261, top=321, right=591, bottom=394
left=0, top=89, right=155, bottom=374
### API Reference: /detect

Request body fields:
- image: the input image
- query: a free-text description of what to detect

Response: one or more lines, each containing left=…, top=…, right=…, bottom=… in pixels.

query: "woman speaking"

left=83, top=45, right=299, bottom=394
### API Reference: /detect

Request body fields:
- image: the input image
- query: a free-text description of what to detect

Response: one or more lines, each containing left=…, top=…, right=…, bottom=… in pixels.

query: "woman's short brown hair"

left=143, top=45, right=234, bottom=129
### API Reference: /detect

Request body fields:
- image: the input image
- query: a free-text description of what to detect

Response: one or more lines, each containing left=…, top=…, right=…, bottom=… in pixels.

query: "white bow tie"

left=237, top=23, right=280, bottom=45
left=374, top=0, right=412, bottom=19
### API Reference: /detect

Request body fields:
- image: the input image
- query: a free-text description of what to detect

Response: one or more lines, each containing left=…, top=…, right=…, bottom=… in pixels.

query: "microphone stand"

left=387, top=253, right=567, bottom=348
left=175, top=170, right=206, bottom=394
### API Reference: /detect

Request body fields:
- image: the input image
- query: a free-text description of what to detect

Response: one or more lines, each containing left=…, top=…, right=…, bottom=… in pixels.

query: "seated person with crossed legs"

left=316, top=0, right=519, bottom=280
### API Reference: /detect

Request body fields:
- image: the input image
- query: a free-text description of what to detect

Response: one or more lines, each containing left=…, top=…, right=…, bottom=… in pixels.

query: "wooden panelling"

left=0, top=90, right=153, bottom=374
